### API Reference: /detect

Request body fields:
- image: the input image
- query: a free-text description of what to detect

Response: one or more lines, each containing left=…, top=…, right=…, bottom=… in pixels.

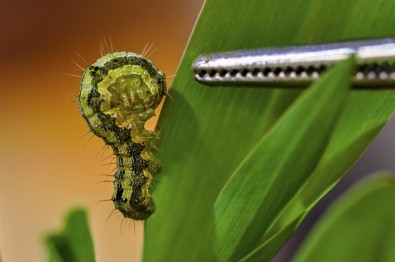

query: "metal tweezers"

left=192, top=38, right=395, bottom=87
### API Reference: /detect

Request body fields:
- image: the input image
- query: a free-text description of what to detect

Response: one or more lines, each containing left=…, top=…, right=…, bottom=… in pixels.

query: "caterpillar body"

left=77, top=52, right=166, bottom=220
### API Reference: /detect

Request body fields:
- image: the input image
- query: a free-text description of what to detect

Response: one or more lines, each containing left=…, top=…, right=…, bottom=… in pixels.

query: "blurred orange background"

left=0, top=0, right=203, bottom=261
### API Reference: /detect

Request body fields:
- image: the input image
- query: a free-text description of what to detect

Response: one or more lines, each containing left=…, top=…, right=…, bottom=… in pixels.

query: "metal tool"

left=192, top=38, right=395, bottom=87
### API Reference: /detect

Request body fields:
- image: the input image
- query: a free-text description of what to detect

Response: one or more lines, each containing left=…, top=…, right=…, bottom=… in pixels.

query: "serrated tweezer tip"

left=192, top=38, right=395, bottom=87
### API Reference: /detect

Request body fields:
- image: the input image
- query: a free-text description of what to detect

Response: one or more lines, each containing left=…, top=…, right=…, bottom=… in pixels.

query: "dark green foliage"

left=45, top=208, right=95, bottom=262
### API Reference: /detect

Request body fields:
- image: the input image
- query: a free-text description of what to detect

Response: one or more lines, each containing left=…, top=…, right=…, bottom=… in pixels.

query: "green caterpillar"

left=77, top=52, right=166, bottom=220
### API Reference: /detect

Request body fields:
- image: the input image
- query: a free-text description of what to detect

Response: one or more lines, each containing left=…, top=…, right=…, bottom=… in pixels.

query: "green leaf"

left=293, top=174, right=395, bottom=262
left=214, top=58, right=354, bottom=260
left=241, top=211, right=307, bottom=262
left=44, top=208, right=95, bottom=262
left=144, top=0, right=395, bottom=261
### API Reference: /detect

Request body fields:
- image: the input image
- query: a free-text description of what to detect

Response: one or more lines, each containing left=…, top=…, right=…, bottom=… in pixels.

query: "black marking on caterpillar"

left=77, top=52, right=166, bottom=220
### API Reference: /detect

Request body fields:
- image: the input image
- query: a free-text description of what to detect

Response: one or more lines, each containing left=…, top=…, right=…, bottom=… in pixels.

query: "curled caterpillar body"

left=77, top=52, right=166, bottom=220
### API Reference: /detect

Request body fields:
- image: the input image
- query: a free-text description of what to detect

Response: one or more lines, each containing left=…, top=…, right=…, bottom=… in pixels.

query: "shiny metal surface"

left=192, top=38, right=395, bottom=87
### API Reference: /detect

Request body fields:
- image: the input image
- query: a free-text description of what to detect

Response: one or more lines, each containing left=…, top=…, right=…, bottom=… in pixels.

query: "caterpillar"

left=77, top=52, right=166, bottom=220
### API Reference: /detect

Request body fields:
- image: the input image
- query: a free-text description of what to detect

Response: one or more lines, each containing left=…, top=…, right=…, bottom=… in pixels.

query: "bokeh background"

left=1, top=0, right=204, bottom=261
left=0, top=0, right=393, bottom=262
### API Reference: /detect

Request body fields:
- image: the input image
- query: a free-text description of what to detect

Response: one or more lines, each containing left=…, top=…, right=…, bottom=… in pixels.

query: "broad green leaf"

left=293, top=174, right=395, bottom=262
left=45, top=235, right=72, bottom=262
left=45, top=208, right=95, bottom=262
left=214, top=58, right=353, bottom=260
left=241, top=212, right=306, bottom=262
left=144, top=0, right=395, bottom=261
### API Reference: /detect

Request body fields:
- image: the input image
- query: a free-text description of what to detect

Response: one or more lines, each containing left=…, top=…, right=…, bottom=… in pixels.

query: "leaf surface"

left=45, top=208, right=95, bottom=262
left=144, top=0, right=395, bottom=260
left=294, top=174, right=395, bottom=262
left=214, top=58, right=353, bottom=260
